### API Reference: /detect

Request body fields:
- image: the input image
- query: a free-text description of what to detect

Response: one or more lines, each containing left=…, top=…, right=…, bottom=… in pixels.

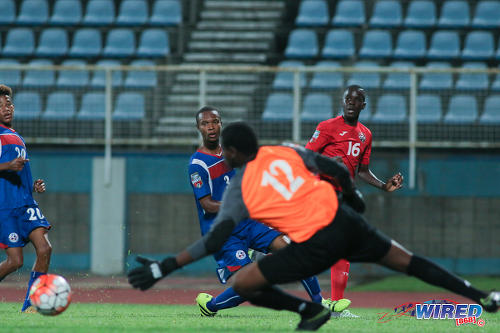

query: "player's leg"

left=0, top=247, right=24, bottom=281
left=330, top=259, right=349, bottom=300
left=0, top=209, right=25, bottom=281
left=196, top=288, right=245, bottom=317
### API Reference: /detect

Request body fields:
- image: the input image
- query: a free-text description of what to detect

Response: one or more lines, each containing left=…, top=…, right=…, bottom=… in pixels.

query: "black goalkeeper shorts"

left=258, top=203, right=392, bottom=285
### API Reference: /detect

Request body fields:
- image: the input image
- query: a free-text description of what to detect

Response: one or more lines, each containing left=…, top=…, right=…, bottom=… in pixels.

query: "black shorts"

left=258, top=204, right=392, bottom=285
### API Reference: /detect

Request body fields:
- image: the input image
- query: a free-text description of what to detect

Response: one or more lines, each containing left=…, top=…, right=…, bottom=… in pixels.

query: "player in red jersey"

left=305, top=85, right=404, bottom=316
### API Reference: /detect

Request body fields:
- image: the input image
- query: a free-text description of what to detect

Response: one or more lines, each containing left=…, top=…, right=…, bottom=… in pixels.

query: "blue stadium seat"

left=13, top=91, right=41, bottom=119
left=437, top=1, right=470, bottom=28
left=393, top=30, right=426, bottom=59
left=285, top=29, right=318, bottom=58
left=150, top=0, right=182, bottom=26
left=419, top=62, right=453, bottom=90
left=83, top=0, right=115, bottom=26
left=77, top=92, right=106, bottom=120
left=0, top=59, right=21, bottom=87
left=16, top=0, right=48, bottom=25
left=23, top=59, right=55, bottom=88
left=309, top=61, right=343, bottom=90
left=35, top=28, right=69, bottom=58
left=444, top=95, right=478, bottom=124
left=479, top=95, right=500, bottom=124
left=2, top=28, right=34, bottom=57
left=371, top=94, right=407, bottom=123
left=455, top=62, right=489, bottom=90
left=416, top=94, right=442, bottom=123
left=492, top=65, right=500, bottom=91
left=359, top=30, right=392, bottom=58
left=461, top=31, right=494, bottom=60
left=124, top=60, right=157, bottom=89
left=91, top=60, right=123, bottom=88
left=472, top=1, right=500, bottom=28
left=57, top=60, right=89, bottom=88
left=346, top=61, right=381, bottom=89
left=50, top=0, right=82, bottom=25
left=0, top=0, right=16, bottom=25
left=332, top=0, right=365, bottom=26
left=322, top=29, right=355, bottom=59
left=301, top=93, right=333, bottom=122
left=42, top=92, right=76, bottom=120
left=296, top=0, right=329, bottom=26
left=102, top=29, right=136, bottom=58
left=117, top=0, right=148, bottom=26
left=113, top=92, right=145, bottom=120
left=383, top=61, right=413, bottom=90
left=69, top=28, right=102, bottom=58
left=427, top=31, right=460, bottom=60
left=262, top=93, right=294, bottom=121
left=272, top=61, right=306, bottom=90
left=404, top=0, right=436, bottom=28
left=137, top=29, right=170, bottom=58
left=369, top=0, right=402, bottom=28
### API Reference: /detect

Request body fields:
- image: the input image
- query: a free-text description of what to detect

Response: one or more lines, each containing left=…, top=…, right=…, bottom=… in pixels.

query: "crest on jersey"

left=310, top=130, right=320, bottom=143
left=190, top=172, right=203, bottom=188
left=358, top=131, right=366, bottom=143
left=235, top=250, right=247, bottom=260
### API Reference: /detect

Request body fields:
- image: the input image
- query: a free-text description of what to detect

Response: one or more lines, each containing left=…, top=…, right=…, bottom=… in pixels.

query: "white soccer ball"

left=29, top=274, right=72, bottom=316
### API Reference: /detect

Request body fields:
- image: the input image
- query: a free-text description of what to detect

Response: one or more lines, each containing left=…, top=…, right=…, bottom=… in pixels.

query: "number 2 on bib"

left=261, top=160, right=304, bottom=200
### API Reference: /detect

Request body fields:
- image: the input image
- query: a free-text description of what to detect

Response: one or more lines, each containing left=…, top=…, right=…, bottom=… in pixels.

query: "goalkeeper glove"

left=342, top=188, right=366, bottom=214
left=128, top=255, right=179, bottom=291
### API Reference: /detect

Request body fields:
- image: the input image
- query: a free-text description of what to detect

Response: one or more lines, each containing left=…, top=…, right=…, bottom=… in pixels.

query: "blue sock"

left=207, top=287, right=245, bottom=312
left=22, top=271, right=45, bottom=311
left=301, top=276, right=323, bottom=303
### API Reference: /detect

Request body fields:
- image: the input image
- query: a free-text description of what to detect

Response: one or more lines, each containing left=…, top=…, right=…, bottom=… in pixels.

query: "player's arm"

left=33, top=179, right=46, bottom=193
left=198, top=195, right=221, bottom=213
left=358, top=164, right=403, bottom=192
left=188, top=164, right=220, bottom=212
left=0, top=157, right=28, bottom=172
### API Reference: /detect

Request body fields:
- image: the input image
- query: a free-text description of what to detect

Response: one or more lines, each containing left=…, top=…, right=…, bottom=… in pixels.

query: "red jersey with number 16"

left=305, top=116, right=372, bottom=181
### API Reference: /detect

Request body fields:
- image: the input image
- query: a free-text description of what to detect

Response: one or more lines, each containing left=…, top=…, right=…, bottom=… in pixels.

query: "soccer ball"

left=29, top=274, right=72, bottom=316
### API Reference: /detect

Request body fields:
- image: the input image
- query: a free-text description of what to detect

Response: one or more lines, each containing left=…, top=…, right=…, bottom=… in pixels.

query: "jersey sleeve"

left=305, top=122, right=330, bottom=153
left=360, top=131, right=372, bottom=166
left=188, top=163, right=211, bottom=200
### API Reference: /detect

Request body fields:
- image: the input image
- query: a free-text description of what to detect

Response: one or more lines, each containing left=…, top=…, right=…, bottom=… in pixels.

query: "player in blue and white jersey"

left=0, top=85, right=52, bottom=312
left=188, top=106, right=350, bottom=316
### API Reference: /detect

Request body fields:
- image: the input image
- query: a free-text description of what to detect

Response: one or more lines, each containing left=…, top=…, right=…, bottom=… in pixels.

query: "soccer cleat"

left=339, top=309, right=360, bottom=318
left=21, top=306, right=37, bottom=314
left=196, top=293, right=217, bottom=317
left=321, top=298, right=351, bottom=313
left=296, top=307, right=331, bottom=331
left=480, top=291, right=500, bottom=313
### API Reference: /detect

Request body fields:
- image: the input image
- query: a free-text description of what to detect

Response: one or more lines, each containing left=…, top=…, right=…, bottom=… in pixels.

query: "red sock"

left=331, top=260, right=350, bottom=300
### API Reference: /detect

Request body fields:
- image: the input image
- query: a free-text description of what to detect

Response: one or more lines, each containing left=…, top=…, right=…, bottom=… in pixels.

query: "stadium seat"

left=461, top=31, right=494, bottom=60
left=284, top=29, right=318, bottom=59
left=492, top=65, right=500, bottom=91
left=419, top=62, right=453, bottom=90
left=371, top=94, right=407, bottom=123
left=416, top=94, right=442, bottom=123
left=393, top=30, right=426, bottom=59
left=13, top=91, right=42, bottom=119
left=427, top=31, right=460, bottom=60
left=437, top=0, right=470, bottom=28
left=124, top=60, right=157, bottom=89
left=322, top=29, right=355, bottom=59
left=332, top=0, right=365, bottom=26
left=262, top=93, right=294, bottom=121
left=309, top=61, right=343, bottom=90
left=150, top=0, right=182, bottom=26
left=479, top=95, right=500, bottom=124
left=16, top=0, right=48, bottom=25
left=42, top=92, right=76, bottom=120
left=272, top=61, right=306, bottom=90
left=359, top=30, right=392, bottom=58
left=0, top=59, right=21, bottom=87
left=23, top=59, right=55, bottom=88
left=77, top=92, right=106, bottom=120
left=35, top=28, right=69, bottom=58
left=296, top=0, right=329, bottom=26
left=455, top=62, right=489, bottom=90
left=383, top=61, right=414, bottom=90
left=116, top=0, right=148, bottom=26
left=2, top=28, right=34, bottom=57
left=102, top=29, right=136, bottom=58
left=56, top=60, right=89, bottom=88
left=0, top=0, right=16, bottom=25
left=50, top=0, right=82, bottom=25
left=113, top=92, right=145, bottom=120
left=301, top=93, right=333, bottom=122
left=404, top=0, right=436, bottom=28
left=369, top=0, right=403, bottom=28
left=91, top=60, right=123, bottom=88
left=137, top=29, right=170, bottom=58
left=83, top=0, right=115, bottom=26
left=69, top=28, right=102, bottom=58
left=346, top=61, right=381, bottom=89
left=444, top=95, right=478, bottom=123
left=471, top=1, right=500, bottom=28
